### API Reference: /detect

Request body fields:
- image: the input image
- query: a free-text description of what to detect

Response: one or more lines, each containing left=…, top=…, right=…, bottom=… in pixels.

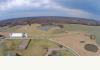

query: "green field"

left=0, top=39, right=22, bottom=55
left=25, top=39, right=59, bottom=56
left=63, top=24, right=100, bottom=45
left=0, top=39, right=77, bottom=56
left=17, top=39, right=76, bottom=56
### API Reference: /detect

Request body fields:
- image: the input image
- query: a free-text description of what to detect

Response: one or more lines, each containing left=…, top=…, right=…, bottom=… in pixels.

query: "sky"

left=0, top=0, right=100, bottom=20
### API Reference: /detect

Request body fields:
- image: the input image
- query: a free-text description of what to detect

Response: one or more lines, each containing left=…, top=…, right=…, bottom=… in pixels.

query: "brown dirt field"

left=0, top=32, right=9, bottom=36
left=51, top=31, right=100, bottom=56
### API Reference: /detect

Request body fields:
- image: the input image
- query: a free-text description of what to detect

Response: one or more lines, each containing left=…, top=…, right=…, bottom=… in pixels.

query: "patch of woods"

left=85, top=34, right=96, bottom=40
left=48, top=51, right=59, bottom=56
left=90, top=35, right=96, bottom=40
left=0, top=35, right=5, bottom=38
left=80, top=41, right=85, bottom=43
left=16, top=53, right=21, bottom=56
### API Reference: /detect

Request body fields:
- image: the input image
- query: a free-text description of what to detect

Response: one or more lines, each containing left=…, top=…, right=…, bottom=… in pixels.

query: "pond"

left=37, top=25, right=59, bottom=31
left=84, top=44, right=98, bottom=52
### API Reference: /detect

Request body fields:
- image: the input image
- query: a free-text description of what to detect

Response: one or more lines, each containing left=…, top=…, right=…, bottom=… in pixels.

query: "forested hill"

left=0, top=16, right=100, bottom=27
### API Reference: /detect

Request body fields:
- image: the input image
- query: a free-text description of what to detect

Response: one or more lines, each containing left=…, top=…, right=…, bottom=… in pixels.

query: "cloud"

left=0, top=0, right=53, bottom=11
left=0, top=0, right=99, bottom=20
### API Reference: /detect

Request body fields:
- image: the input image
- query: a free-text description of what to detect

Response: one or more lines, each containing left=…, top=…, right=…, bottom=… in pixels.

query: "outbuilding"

left=9, top=33, right=28, bottom=38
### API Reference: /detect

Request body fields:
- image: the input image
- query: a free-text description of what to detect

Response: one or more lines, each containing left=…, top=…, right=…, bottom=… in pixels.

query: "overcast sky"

left=0, top=0, right=100, bottom=20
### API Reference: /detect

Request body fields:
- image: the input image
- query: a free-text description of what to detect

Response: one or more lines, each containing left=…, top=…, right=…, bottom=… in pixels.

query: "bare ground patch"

left=51, top=31, right=100, bottom=56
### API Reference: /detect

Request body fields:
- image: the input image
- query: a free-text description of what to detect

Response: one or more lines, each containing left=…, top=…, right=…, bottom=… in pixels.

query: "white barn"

left=9, top=33, right=28, bottom=38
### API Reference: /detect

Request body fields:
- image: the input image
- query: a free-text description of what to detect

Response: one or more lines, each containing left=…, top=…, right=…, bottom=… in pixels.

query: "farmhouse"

left=9, top=33, right=28, bottom=38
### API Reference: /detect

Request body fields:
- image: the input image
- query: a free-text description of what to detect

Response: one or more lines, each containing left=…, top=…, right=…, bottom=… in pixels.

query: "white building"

left=9, top=33, right=28, bottom=38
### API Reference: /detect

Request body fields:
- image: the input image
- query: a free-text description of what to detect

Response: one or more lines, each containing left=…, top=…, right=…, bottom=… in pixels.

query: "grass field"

left=0, top=23, right=100, bottom=56
left=0, top=39, right=22, bottom=55
left=16, top=39, right=76, bottom=56
left=63, top=24, right=100, bottom=45
left=17, top=39, right=59, bottom=56
left=1, top=39, right=22, bottom=49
